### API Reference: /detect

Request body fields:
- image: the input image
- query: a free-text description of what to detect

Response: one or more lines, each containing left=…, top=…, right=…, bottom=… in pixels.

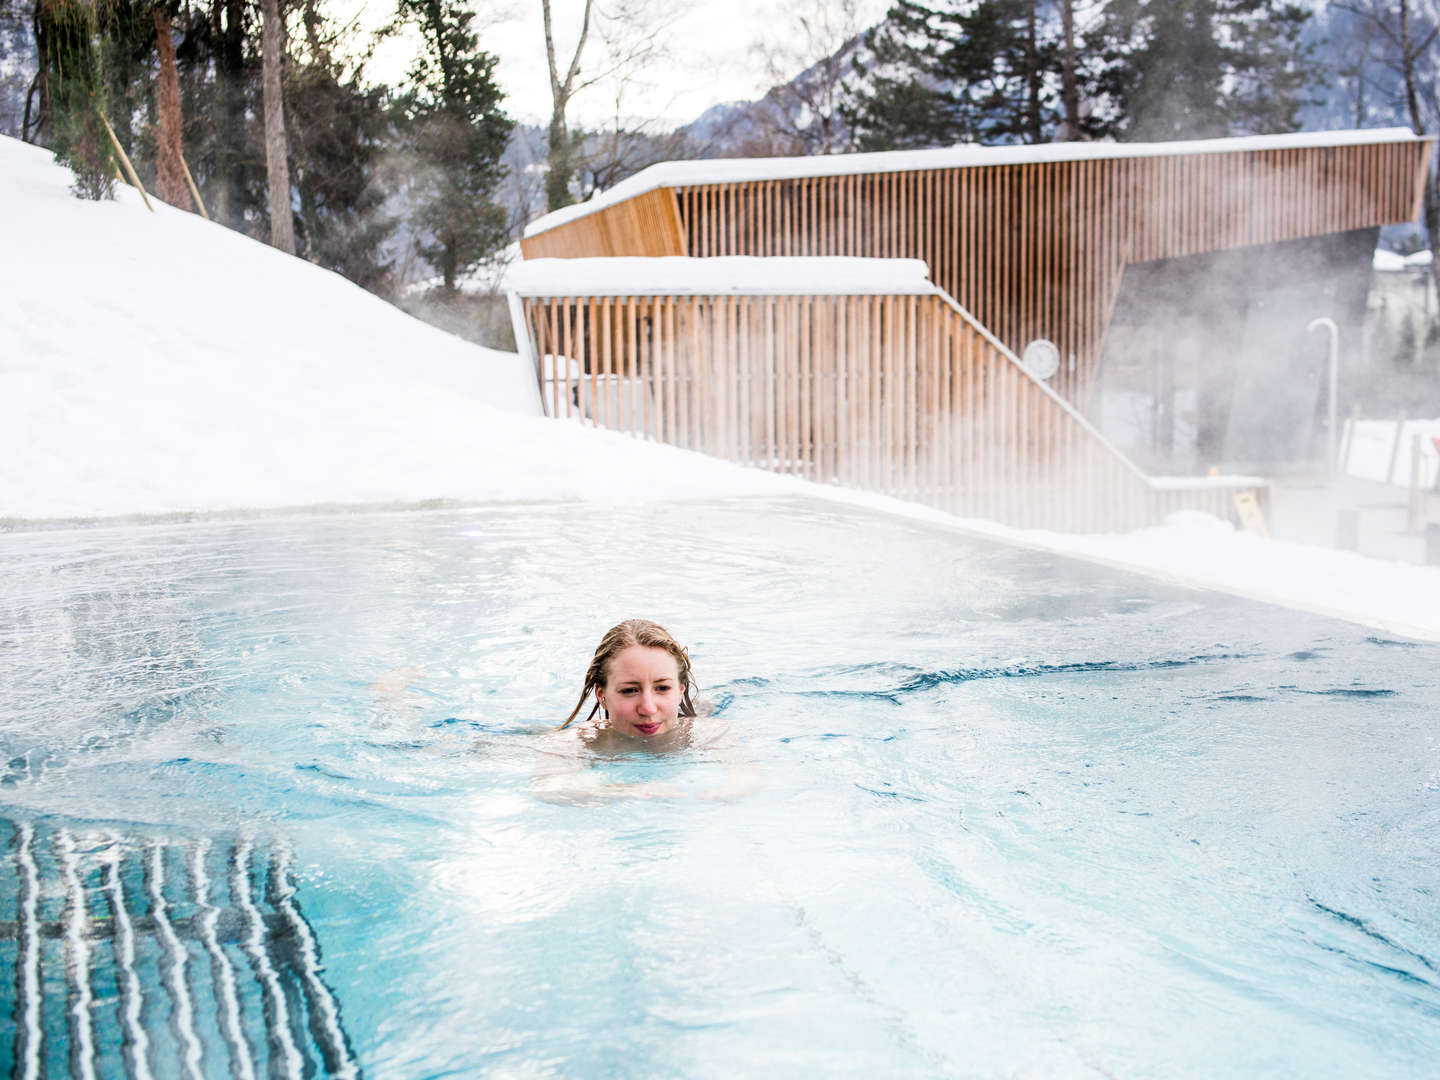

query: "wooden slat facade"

left=519, top=187, right=687, bottom=259
left=519, top=138, right=1432, bottom=405
left=517, top=289, right=1265, bottom=532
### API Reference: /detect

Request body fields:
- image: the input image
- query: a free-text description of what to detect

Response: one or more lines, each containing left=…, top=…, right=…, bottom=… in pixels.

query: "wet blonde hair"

left=560, top=619, right=698, bottom=730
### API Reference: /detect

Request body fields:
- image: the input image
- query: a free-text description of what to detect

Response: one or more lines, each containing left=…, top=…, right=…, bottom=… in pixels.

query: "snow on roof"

left=525, top=127, right=1428, bottom=239
left=506, top=256, right=938, bottom=296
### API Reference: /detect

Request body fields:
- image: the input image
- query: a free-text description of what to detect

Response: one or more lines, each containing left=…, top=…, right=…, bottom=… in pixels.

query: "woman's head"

left=561, top=619, right=697, bottom=737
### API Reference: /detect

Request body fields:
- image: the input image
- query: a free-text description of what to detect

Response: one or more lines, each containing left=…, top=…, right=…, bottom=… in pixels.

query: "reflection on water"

left=1, top=498, right=1439, bottom=1077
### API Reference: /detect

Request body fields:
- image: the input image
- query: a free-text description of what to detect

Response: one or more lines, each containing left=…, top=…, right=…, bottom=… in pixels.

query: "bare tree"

left=573, top=0, right=690, bottom=196
left=262, top=0, right=295, bottom=253
left=1333, top=0, right=1440, bottom=292
left=745, top=0, right=868, bottom=155
left=541, top=0, right=680, bottom=210
left=542, top=0, right=595, bottom=212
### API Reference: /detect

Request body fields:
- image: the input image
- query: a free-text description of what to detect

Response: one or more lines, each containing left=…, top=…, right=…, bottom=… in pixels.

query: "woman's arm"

left=693, top=719, right=765, bottom=802
left=530, top=739, right=685, bottom=805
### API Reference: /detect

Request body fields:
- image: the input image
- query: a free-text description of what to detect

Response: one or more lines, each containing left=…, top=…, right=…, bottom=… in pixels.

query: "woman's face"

left=598, top=645, right=682, bottom=739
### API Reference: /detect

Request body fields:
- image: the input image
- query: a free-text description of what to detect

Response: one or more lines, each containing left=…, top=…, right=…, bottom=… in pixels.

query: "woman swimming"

left=533, top=619, right=761, bottom=803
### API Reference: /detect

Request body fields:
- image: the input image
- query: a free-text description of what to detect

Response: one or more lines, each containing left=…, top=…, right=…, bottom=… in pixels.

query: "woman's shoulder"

left=533, top=725, right=591, bottom=756
left=686, top=712, right=735, bottom=749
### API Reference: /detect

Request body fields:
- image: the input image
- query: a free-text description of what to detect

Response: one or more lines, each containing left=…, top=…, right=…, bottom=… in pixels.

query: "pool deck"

left=1269, top=473, right=1440, bottom=565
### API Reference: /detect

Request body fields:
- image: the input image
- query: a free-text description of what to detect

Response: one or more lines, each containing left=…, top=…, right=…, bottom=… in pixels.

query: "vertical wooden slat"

left=776, top=295, right=790, bottom=472
left=819, top=297, right=833, bottom=482
left=693, top=298, right=707, bottom=450
left=710, top=294, right=724, bottom=458
left=838, top=293, right=850, bottom=484
left=738, top=296, right=751, bottom=465
left=675, top=298, right=689, bottom=447
left=790, top=294, right=803, bottom=476
left=926, top=297, right=940, bottom=503
left=543, top=297, right=558, bottom=418
left=906, top=293, right=919, bottom=496
left=801, top=295, right=815, bottom=478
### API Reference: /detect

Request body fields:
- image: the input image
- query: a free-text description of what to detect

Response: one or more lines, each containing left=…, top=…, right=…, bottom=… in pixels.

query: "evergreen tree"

left=845, top=1, right=963, bottom=150
left=398, top=0, right=513, bottom=293
left=287, top=0, right=396, bottom=292
left=846, top=0, right=1064, bottom=151
left=947, top=0, right=1057, bottom=143
left=37, top=0, right=115, bottom=198
left=848, top=0, right=1316, bottom=150
left=1087, top=0, right=1316, bottom=141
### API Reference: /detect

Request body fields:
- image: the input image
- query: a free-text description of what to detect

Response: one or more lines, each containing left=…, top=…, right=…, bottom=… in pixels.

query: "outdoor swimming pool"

left=2, top=496, right=1437, bottom=1078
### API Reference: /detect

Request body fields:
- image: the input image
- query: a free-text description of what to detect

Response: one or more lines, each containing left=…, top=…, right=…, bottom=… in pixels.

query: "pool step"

left=2, top=819, right=360, bottom=1080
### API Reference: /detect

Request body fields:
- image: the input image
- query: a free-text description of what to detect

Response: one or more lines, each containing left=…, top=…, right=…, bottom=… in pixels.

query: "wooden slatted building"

left=521, top=129, right=1430, bottom=405
left=509, top=129, right=1432, bottom=531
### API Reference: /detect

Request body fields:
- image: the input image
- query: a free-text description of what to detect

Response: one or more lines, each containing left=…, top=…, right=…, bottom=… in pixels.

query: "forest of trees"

left=1, top=0, right=1438, bottom=313
left=0, top=0, right=518, bottom=300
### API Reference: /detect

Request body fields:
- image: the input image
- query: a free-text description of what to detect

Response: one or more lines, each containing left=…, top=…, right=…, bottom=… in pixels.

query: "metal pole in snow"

left=1307, top=317, right=1340, bottom=477
left=1410, top=433, right=1426, bottom=534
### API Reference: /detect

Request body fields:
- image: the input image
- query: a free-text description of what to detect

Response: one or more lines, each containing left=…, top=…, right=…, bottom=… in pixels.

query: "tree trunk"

left=261, top=0, right=295, bottom=253
left=1060, top=0, right=1080, bottom=139
left=25, top=0, right=51, bottom=143
left=546, top=115, right=572, bottom=212
left=213, top=0, right=246, bottom=226
left=1024, top=0, right=1042, bottom=143
left=542, top=0, right=593, bottom=212
left=152, top=10, right=191, bottom=210
left=1394, top=0, right=1440, bottom=314
left=1400, top=0, right=1423, bottom=135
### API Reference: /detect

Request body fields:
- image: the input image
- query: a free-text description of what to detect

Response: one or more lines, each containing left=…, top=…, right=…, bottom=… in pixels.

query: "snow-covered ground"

left=0, top=136, right=795, bottom=518
left=5, top=134, right=1440, bottom=641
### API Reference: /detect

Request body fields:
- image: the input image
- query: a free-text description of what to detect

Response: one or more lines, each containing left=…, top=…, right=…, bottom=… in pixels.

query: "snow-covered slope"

left=0, top=136, right=794, bottom=519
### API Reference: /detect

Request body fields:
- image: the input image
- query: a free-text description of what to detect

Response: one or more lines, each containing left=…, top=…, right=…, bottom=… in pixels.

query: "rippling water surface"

left=1, top=497, right=1438, bottom=1078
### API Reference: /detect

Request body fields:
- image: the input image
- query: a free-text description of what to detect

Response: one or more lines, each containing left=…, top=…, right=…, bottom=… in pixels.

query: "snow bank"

left=508, top=256, right=938, bottom=296
left=0, top=135, right=796, bottom=519
left=527, top=127, right=1425, bottom=238
left=811, top=489, right=1440, bottom=643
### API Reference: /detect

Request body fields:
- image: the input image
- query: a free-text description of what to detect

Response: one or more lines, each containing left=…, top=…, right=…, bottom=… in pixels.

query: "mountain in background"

left=676, top=27, right=875, bottom=158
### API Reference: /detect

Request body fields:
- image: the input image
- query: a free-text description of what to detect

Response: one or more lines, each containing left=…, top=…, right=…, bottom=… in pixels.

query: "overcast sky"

left=360, top=0, right=891, bottom=130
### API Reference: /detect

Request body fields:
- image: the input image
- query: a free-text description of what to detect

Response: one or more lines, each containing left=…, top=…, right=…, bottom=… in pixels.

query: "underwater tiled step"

left=0, top=820, right=359, bottom=1080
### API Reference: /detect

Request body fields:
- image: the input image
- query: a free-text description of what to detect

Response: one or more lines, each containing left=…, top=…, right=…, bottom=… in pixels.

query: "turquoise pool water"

left=1, top=497, right=1437, bottom=1077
